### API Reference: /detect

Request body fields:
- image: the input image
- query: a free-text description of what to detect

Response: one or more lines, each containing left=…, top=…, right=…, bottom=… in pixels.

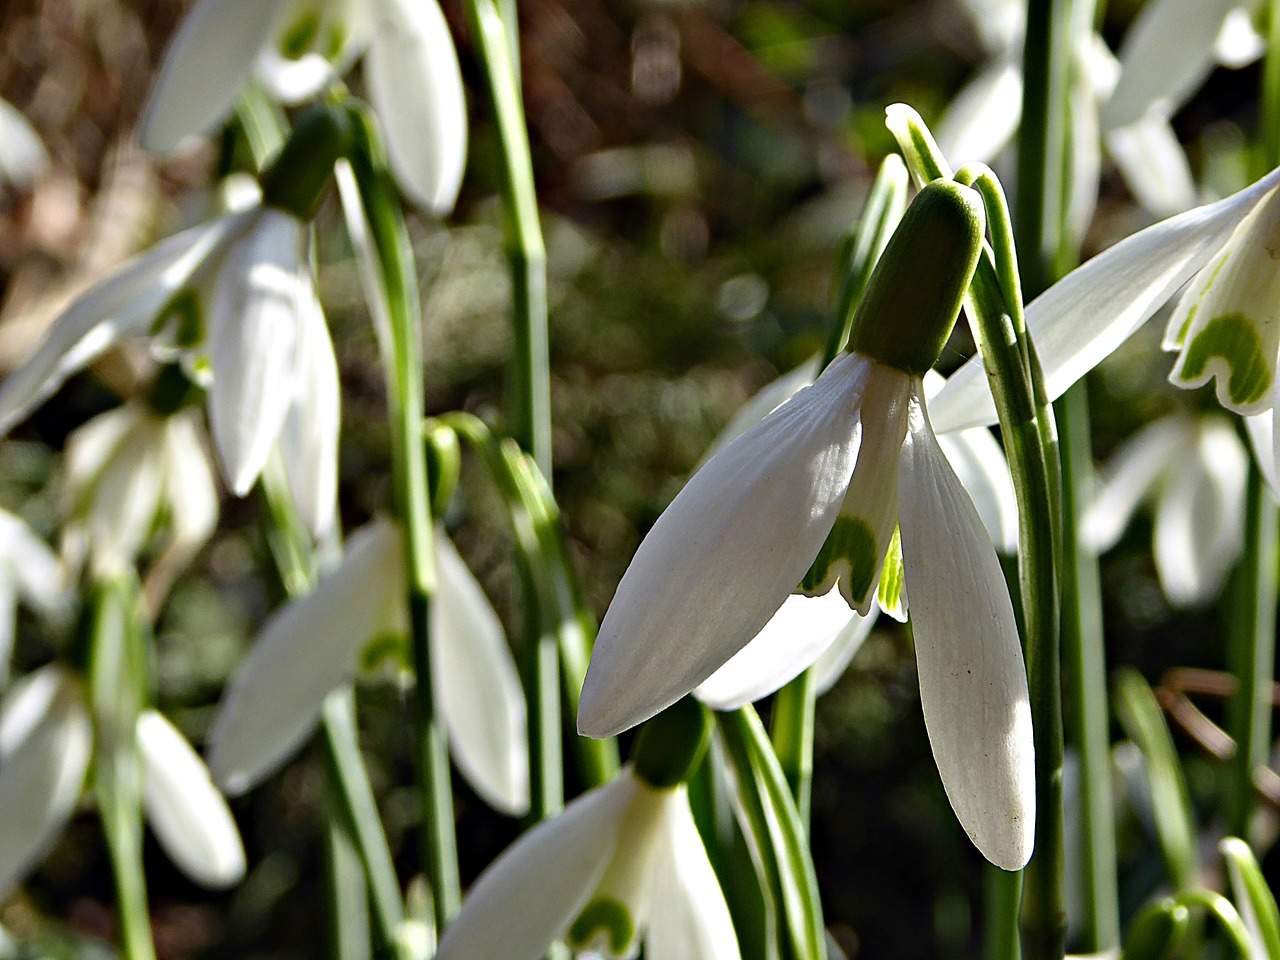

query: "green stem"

left=324, top=800, right=373, bottom=960
left=1055, top=383, right=1119, bottom=952
left=1173, top=891, right=1254, bottom=957
left=984, top=866, right=1023, bottom=960
left=769, top=669, right=816, bottom=831
left=89, top=576, right=156, bottom=960
left=1262, top=0, right=1280, bottom=176
left=340, top=109, right=459, bottom=927
left=1225, top=462, right=1277, bottom=842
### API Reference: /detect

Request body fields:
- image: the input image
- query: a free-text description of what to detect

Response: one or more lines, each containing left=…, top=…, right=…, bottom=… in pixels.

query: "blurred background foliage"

left=0, top=0, right=1274, bottom=957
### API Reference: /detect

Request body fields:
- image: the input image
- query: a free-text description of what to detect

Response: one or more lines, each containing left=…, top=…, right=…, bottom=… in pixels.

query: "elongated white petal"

left=700, top=359, right=820, bottom=465
left=435, top=774, right=636, bottom=960
left=145, top=412, right=220, bottom=609
left=0, top=99, right=48, bottom=189
left=1106, top=116, right=1197, bottom=218
left=431, top=532, right=529, bottom=816
left=0, top=666, right=91, bottom=895
left=0, top=214, right=249, bottom=437
left=935, top=58, right=1023, bottom=167
left=1083, top=416, right=1187, bottom=551
left=644, top=790, right=741, bottom=960
left=1064, top=53, right=1101, bottom=250
left=138, top=710, right=245, bottom=888
left=810, top=605, right=879, bottom=694
left=279, top=285, right=340, bottom=538
left=937, top=427, right=1019, bottom=553
left=208, top=519, right=404, bottom=795
left=0, top=510, right=68, bottom=620
left=365, top=0, right=467, bottom=214
left=1245, top=409, right=1279, bottom=496
left=208, top=209, right=307, bottom=494
left=1103, top=0, right=1241, bottom=129
left=1152, top=419, right=1247, bottom=607
left=86, top=411, right=169, bottom=575
left=694, top=590, right=860, bottom=710
left=579, top=353, right=869, bottom=738
left=140, top=0, right=293, bottom=153
left=929, top=166, right=1280, bottom=433
left=899, top=393, right=1033, bottom=871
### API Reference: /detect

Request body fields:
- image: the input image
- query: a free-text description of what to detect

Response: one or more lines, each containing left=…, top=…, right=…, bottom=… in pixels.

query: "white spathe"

left=580, top=354, right=1034, bottom=870
left=140, top=0, right=466, bottom=215
left=207, top=518, right=530, bottom=815
left=435, top=769, right=740, bottom=960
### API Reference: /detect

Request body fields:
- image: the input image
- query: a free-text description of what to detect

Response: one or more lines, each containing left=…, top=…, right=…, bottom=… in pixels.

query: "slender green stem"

left=984, top=867, right=1023, bottom=960
left=324, top=800, right=373, bottom=960
left=1055, top=384, right=1119, bottom=952
left=340, top=108, right=459, bottom=927
left=1173, top=891, right=1254, bottom=957
left=1262, top=0, right=1280, bottom=176
left=89, top=576, right=155, bottom=960
left=768, top=669, right=816, bottom=830
left=1225, top=462, right=1278, bottom=842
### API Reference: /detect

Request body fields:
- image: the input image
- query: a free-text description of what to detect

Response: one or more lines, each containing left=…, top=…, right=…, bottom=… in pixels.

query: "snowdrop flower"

left=0, top=510, right=69, bottom=687
left=438, top=702, right=738, bottom=960
left=141, top=0, right=466, bottom=214
left=930, top=165, right=1280, bottom=436
left=580, top=181, right=1034, bottom=870
left=1084, top=415, right=1247, bottom=608
left=0, top=184, right=341, bottom=536
left=60, top=393, right=218, bottom=604
left=0, top=664, right=244, bottom=894
left=0, top=99, right=48, bottom=192
left=208, top=517, right=530, bottom=815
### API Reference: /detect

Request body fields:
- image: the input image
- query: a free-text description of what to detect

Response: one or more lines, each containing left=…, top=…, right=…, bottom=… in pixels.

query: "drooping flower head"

left=579, top=180, right=1035, bottom=870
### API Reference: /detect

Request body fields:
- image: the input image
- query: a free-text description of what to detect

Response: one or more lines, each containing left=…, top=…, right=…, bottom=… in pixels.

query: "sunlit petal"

left=1064, top=55, right=1101, bottom=250
left=1244, top=409, right=1279, bottom=496
left=810, top=605, right=879, bottom=694
left=1106, top=115, right=1197, bottom=218
left=207, top=519, right=404, bottom=795
left=84, top=411, right=169, bottom=575
left=929, top=166, right=1280, bottom=433
left=899, top=393, right=1033, bottom=871
left=936, top=426, right=1019, bottom=553
left=694, top=590, right=859, bottom=710
left=141, top=0, right=293, bottom=153
left=1082, top=416, right=1186, bottom=551
left=138, top=710, right=245, bottom=888
left=0, top=509, right=69, bottom=622
left=431, top=531, right=529, bottom=816
left=434, top=774, right=636, bottom=960
left=365, top=0, right=467, bottom=214
left=935, top=57, right=1023, bottom=167
left=1214, top=7, right=1266, bottom=69
left=579, top=353, right=869, bottom=738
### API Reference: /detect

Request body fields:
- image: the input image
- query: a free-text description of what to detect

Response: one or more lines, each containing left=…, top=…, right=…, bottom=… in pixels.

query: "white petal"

left=1102, top=0, right=1242, bottom=129
left=207, top=518, right=405, bottom=795
left=1214, top=6, right=1266, bottom=69
left=207, top=209, right=308, bottom=494
left=0, top=510, right=68, bottom=620
left=644, top=791, right=741, bottom=960
left=85, top=411, right=169, bottom=575
left=434, top=774, right=636, bottom=960
left=929, top=165, right=1280, bottom=433
left=956, top=0, right=1024, bottom=54
left=0, top=579, right=15, bottom=689
left=140, top=0, right=293, bottom=154
left=810, top=606, right=878, bottom=695
left=1064, top=54, right=1101, bottom=250
left=1106, top=115, right=1197, bottom=219
left=1245, top=408, right=1280, bottom=496
left=279, top=284, right=340, bottom=538
left=694, top=589, right=860, bottom=710
left=0, top=99, right=48, bottom=189
left=146, top=412, right=220, bottom=606
left=138, top=710, right=245, bottom=888
left=0, top=214, right=249, bottom=438
left=1082, top=416, right=1187, bottom=552
left=935, top=58, right=1023, bottom=167
left=0, top=666, right=91, bottom=896
left=1152, top=418, right=1248, bottom=607
left=256, top=51, right=340, bottom=105
left=936, top=427, right=1019, bottom=553
left=365, top=0, right=468, bottom=215
left=700, top=358, right=820, bottom=465
left=579, top=352, right=870, bottom=738
left=431, top=532, right=529, bottom=816
left=898, top=393, right=1034, bottom=871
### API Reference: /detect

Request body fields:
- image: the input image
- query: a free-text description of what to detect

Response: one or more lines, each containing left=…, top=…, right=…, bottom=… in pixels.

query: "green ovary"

left=568, top=897, right=636, bottom=957
left=800, top=516, right=877, bottom=603
left=1178, top=312, right=1272, bottom=408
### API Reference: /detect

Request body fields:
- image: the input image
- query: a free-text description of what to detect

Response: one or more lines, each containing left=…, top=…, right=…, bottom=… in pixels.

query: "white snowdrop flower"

left=140, top=0, right=466, bottom=214
left=580, top=182, right=1034, bottom=870
left=1084, top=415, right=1247, bottom=608
left=207, top=517, right=530, bottom=816
left=0, top=99, right=48, bottom=192
left=0, top=510, right=71, bottom=687
left=931, top=166, right=1280, bottom=434
left=436, top=767, right=739, bottom=960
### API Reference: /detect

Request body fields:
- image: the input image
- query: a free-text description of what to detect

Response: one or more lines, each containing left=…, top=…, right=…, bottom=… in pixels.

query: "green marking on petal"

left=568, top=897, right=635, bottom=955
left=324, top=23, right=347, bottom=59
left=1172, top=253, right=1231, bottom=349
left=800, top=516, right=877, bottom=603
left=876, top=525, right=904, bottom=615
left=360, top=630, right=408, bottom=673
left=1178, top=311, right=1272, bottom=408
left=279, top=11, right=321, bottom=59
left=151, top=288, right=204, bottom=349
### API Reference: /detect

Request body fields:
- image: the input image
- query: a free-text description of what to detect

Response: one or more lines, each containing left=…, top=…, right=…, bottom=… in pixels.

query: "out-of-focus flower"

left=931, top=165, right=1280, bottom=434
left=141, top=0, right=466, bottom=214
left=435, top=766, right=739, bottom=960
left=0, top=665, right=244, bottom=895
left=1084, top=415, right=1247, bottom=608
left=0, top=205, right=340, bottom=537
left=0, top=510, right=70, bottom=687
left=0, top=99, right=48, bottom=192
left=208, top=517, right=530, bottom=815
